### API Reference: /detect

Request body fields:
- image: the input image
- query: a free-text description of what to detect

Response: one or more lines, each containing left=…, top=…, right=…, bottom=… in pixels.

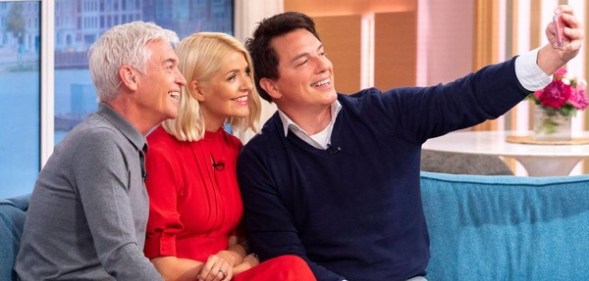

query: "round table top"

left=423, top=130, right=589, bottom=159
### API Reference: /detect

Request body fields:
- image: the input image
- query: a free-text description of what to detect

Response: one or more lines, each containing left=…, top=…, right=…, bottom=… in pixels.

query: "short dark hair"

left=245, top=12, right=321, bottom=102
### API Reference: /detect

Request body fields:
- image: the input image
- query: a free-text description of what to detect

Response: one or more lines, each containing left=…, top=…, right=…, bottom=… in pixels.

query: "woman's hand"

left=232, top=253, right=260, bottom=275
left=197, top=253, right=233, bottom=281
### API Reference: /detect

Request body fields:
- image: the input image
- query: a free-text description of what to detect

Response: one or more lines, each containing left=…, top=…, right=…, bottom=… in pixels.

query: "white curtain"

left=234, top=0, right=283, bottom=143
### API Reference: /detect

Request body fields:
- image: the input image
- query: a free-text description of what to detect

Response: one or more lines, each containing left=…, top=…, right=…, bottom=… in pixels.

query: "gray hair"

left=88, top=21, right=179, bottom=102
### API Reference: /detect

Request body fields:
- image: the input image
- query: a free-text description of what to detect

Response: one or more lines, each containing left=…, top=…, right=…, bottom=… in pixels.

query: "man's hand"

left=538, top=5, right=584, bottom=75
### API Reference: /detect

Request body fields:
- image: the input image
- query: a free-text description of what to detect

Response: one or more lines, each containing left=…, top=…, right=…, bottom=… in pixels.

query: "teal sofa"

left=0, top=194, right=29, bottom=281
left=421, top=172, right=589, bottom=281
left=3, top=173, right=589, bottom=281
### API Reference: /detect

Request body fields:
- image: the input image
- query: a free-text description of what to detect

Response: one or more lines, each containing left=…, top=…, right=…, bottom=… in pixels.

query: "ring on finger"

left=218, top=269, right=227, bottom=280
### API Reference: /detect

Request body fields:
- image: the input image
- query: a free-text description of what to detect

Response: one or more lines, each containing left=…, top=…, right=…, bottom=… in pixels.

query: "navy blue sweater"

left=237, top=58, right=530, bottom=281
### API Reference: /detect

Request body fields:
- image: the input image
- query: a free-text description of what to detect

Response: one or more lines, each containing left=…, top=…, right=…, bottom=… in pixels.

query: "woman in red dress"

left=144, top=32, right=316, bottom=281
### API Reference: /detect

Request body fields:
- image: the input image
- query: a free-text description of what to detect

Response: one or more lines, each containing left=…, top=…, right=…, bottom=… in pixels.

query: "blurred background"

left=0, top=0, right=587, bottom=197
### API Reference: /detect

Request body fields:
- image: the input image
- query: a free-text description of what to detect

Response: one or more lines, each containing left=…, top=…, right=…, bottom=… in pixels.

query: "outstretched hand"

left=545, top=5, right=584, bottom=62
left=538, top=5, right=584, bottom=75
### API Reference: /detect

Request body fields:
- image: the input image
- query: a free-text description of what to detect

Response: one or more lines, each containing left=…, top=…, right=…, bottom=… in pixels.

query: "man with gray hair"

left=15, top=21, right=186, bottom=280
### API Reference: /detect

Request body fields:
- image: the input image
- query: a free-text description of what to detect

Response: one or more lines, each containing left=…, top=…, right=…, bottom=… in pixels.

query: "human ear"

left=259, top=78, right=281, bottom=99
left=119, top=65, right=138, bottom=91
left=190, top=80, right=206, bottom=102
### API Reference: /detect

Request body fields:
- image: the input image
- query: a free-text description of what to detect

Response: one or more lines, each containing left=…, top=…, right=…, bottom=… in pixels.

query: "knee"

left=237, top=254, right=315, bottom=281
left=268, top=254, right=315, bottom=279
left=269, top=254, right=308, bottom=268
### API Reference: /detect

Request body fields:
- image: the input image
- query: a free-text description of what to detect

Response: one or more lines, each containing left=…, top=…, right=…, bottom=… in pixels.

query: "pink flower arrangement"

left=530, top=68, right=588, bottom=117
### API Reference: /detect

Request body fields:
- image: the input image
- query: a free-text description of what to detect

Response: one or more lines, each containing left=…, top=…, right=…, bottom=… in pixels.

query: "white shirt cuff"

left=514, top=48, right=553, bottom=91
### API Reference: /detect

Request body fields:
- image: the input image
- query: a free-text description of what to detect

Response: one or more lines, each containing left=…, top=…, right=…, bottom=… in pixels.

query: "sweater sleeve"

left=143, top=141, right=184, bottom=259
left=237, top=147, right=347, bottom=281
left=72, top=131, right=163, bottom=281
left=374, top=57, right=531, bottom=144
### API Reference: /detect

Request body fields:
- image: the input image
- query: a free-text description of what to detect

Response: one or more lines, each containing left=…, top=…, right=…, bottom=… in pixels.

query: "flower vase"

left=533, top=106, right=572, bottom=141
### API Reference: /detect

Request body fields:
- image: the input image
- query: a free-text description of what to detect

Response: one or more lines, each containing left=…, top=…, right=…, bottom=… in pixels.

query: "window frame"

left=12, top=0, right=237, bottom=168
left=40, top=0, right=54, bottom=167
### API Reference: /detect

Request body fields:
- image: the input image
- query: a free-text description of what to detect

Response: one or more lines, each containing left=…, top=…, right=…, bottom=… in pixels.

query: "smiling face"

left=196, top=50, right=253, bottom=131
left=263, top=28, right=337, bottom=115
left=135, top=39, right=186, bottom=123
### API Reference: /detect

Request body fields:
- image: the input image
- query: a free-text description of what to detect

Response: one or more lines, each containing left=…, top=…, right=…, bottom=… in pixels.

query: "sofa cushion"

left=0, top=194, right=30, bottom=281
left=420, top=172, right=589, bottom=281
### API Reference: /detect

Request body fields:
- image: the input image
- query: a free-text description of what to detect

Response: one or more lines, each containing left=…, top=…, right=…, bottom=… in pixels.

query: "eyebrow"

left=160, top=58, right=177, bottom=69
left=224, top=64, right=250, bottom=76
left=224, top=68, right=239, bottom=76
left=290, top=44, right=324, bottom=64
left=163, top=57, right=177, bottom=65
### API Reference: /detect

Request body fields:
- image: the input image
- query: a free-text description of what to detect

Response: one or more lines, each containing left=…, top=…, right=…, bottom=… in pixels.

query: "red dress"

left=144, top=126, right=315, bottom=281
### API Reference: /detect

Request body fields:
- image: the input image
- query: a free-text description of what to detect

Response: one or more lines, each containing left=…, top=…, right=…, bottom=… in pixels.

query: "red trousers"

left=234, top=255, right=316, bottom=281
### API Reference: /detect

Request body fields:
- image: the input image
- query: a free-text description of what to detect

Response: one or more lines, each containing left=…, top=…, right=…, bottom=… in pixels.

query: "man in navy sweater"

left=237, top=7, right=583, bottom=281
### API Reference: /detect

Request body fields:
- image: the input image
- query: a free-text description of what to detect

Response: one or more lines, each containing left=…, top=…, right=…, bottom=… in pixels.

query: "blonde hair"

left=163, top=32, right=261, bottom=141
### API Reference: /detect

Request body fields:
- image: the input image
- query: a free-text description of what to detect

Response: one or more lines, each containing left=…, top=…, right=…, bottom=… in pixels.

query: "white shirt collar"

left=278, top=100, right=342, bottom=149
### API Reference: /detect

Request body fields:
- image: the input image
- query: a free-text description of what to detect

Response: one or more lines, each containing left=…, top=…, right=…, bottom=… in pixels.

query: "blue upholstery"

left=420, top=172, right=589, bottom=281
left=0, top=194, right=30, bottom=281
